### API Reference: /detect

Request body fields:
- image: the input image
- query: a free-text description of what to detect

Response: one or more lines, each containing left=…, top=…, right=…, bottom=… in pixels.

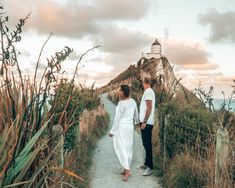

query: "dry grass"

left=152, top=107, right=235, bottom=187
left=79, top=106, right=106, bottom=136
left=153, top=111, right=161, bottom=153
left=63, top=106, right=109, bottom=188
left=163, top=145, right=234, bottom=188
left=164, top=151, right=209, bottom=188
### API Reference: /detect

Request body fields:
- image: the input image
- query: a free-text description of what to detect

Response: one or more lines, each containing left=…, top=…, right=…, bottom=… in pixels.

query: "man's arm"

left=141, top=100, right=152, bottom=129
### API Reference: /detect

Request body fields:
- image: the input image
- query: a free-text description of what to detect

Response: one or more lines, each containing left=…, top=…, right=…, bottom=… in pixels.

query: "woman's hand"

left=109, top=133, right=114, bottom=137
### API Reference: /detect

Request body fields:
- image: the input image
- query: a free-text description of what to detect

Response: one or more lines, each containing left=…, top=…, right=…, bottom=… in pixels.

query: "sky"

left=2, top=0, right=235, bottom=98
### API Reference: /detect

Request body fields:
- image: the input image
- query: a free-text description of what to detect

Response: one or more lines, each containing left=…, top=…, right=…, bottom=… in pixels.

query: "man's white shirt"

left=139, top=88, right=155, bottom=125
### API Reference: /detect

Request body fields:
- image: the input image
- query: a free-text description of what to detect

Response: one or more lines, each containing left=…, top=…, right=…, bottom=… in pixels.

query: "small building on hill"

left=145, top=38, right=162, bottom=59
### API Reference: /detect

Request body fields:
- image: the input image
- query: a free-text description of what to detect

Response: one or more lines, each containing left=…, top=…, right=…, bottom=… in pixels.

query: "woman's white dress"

left=110, top=98, right=139, bottom=170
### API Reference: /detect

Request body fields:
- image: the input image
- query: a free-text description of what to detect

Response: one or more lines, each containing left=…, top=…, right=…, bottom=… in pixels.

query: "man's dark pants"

left=140, top=124, right=153, bottom=170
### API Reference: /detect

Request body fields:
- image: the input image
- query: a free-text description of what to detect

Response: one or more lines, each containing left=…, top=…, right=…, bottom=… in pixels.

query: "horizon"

left=1, top=0, right=235, bottom=98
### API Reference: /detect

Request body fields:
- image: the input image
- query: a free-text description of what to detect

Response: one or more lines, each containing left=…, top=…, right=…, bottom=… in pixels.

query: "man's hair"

left=120, top=85, right=130, bottom=98
left=143, top=77, right=151, bottom=85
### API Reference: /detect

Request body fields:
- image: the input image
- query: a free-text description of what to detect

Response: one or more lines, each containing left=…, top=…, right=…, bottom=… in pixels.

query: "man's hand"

left=109, top=133, right=114, bottom=137
left=141, top=123, right=147, bottom=130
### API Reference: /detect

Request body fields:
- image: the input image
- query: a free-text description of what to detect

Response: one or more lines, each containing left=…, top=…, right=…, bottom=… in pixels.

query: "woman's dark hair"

left=120, top=85, right=130, bottom=98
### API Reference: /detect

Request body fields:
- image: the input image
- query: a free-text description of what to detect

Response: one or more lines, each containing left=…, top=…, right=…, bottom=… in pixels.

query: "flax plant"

left=0, top=4, right=99, bottom=187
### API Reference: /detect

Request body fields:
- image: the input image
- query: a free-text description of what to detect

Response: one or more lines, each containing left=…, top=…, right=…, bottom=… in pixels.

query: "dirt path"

left=89, top=93, right=162, bottom=188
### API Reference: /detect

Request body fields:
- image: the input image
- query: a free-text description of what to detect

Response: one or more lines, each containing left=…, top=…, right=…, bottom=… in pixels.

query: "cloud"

left=68, top=50, right=81, bottom=61
left=60, top=63, right=116, bottom=87
left=92, top=25, right=152, bottom=54
left=94, top=0, right=151, bottom=21
left=162, top=38, right=218, bottom=70
left=162, top=37, right=233, bottom=97
left=19, top=50, right=31, bottom=57
left=176, top=70, right=235, bottom=98
left=2, top=0, right=155, bottom=80
left=194, top=70, right=222, bottom=77
left=198, top=8, right=235, bottom=43
left=85, top=24, right=153, bottom=72
left=4, top=0, right=153, bottom=38
left=181, top=63, right=218, bottom=70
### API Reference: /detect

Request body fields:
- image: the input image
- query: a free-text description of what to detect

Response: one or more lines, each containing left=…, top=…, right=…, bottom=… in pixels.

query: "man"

left=139, top=77, right=155, bottom=176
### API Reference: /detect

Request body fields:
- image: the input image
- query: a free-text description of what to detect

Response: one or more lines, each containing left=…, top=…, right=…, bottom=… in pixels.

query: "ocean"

left=213, top=99, right=235, bottom=111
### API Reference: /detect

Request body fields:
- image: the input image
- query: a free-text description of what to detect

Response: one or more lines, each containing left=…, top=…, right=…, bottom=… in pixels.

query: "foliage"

left=108, top=65, right=138, bottom=85
left=107, top=91, right=119, bottom=105
left=158, top=101, right=216, bottom=158
left=164, top=152, right=209, bottom=188
left=51, top=80, right=100, bottom=151
left=194, top=85, right=215, bottom=111
left=0, top=4, right=100, bottom=187
left=156, top=83, right=235, bottom=187
left=129, top=79, right=143, bottom=106
left=107, top=79, right=144, bottom=106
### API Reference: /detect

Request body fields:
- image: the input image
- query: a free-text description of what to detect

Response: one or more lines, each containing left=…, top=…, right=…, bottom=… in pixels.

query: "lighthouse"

left=146, top=38, right=162, bottom=59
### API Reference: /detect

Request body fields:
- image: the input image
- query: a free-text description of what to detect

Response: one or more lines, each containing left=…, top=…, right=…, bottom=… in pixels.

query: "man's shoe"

left=142, top=167, right=153, bottom=176
left=137, top=165, right=147, bottom=170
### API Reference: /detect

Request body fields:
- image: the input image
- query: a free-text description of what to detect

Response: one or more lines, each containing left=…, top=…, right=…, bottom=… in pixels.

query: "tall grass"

left=0, top=4, right=101, bottom=187
left=69, top=106, right=109, bottom=188
left=164, top=151, right=210, bottom=188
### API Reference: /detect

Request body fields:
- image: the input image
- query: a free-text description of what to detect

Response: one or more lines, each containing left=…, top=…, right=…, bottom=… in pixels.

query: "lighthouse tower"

left=146, top=38, right=162, bottom=59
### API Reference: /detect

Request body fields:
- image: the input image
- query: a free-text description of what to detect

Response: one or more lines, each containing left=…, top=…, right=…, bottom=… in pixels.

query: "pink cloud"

left=162, top=38, right=218, bottom=71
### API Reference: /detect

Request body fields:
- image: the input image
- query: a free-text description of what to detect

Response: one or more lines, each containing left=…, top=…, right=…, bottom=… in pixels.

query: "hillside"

left=103, top=56, right=201, bottom=107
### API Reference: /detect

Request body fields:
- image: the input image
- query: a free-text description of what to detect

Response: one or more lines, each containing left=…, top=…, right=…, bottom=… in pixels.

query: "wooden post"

left=163, top=115, right=168, bottom=169
left=52, top=125, right=64, bottom=168
left=215, top=127, right=229, bottom=187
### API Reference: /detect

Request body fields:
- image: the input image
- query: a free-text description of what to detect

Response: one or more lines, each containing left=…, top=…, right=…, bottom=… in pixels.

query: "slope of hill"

left=102, top=56, right=201, bottom=107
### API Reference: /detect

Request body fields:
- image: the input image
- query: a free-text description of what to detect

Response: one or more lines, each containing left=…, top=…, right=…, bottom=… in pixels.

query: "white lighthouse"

left=146, top=38, right=162, bottom=59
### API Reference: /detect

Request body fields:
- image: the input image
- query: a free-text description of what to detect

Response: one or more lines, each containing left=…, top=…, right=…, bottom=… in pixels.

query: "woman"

left=109, top=85, right=139, bottom=181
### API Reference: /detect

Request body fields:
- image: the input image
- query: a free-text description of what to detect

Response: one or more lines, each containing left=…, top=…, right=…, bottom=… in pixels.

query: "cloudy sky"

left=2, top=0, right=235, bottom=98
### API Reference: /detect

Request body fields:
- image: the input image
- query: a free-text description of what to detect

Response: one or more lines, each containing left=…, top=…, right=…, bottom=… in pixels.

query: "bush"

left=159, top=101, right=216, bottom=158
left=164, top=152, right=209, bottom=188
left=51, top=80, right=100, bottom=151
left=108, top=91, right=119, bottom=105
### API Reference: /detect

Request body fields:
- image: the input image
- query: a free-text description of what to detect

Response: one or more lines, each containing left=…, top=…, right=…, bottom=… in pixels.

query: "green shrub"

left=159, top=101, right=216, bottom=158
left=51, top=80, right=100, bottom=151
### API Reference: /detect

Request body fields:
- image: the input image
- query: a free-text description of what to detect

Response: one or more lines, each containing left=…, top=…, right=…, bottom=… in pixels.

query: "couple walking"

left=109, top=77, right=155, bottom=181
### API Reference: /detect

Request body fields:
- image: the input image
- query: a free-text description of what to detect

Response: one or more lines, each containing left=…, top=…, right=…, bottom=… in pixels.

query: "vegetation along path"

left=90, top=93, right=161, bottom=188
